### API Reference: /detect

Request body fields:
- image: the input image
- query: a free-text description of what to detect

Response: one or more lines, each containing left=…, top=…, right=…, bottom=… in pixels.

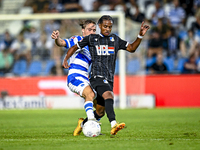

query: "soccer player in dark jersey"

left=63, top=15, right=150, bottom=135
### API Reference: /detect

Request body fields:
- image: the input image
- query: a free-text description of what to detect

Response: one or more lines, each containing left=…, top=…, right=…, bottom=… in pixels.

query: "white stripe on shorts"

left=68, top=69, right=88, bottom=78
left=71, top=58, right=89, bottom=70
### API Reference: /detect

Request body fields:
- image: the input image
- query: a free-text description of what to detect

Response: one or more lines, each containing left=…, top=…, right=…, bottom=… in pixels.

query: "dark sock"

left=105, top=98, right=116, bottom=122
left=82, top=118, right=88, bottom=125
left=82, top=110, right=101, bottom=125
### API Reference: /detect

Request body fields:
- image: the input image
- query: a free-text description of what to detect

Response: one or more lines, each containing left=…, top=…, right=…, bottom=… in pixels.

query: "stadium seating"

left=146, top=57, right=156, bottom=68
left=43, top=59, right=55, bottom=76
left=145, top=57, right=156, bottom=74
left=12, top=59, right=27, bottom=76
left=0, top=71, right=4, bottom=76
left=27, top=60, right=42, bottom=76
left=176, top=58, right=187, bottom=73
left=127, top=58, right=140, bottom=74
left=196, top=57, right=200, bottom=64
left=163, top=57, right=175, bottom=73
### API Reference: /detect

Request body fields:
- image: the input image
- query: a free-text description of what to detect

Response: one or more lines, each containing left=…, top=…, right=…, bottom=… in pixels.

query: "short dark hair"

left=97, top=15, right=114, bottom=24
left=79, top=20, right=96, bottom=29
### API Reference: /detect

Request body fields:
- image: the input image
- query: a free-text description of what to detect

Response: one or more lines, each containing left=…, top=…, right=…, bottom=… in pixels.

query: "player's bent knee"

left=102, top=91, right=114, bottom=99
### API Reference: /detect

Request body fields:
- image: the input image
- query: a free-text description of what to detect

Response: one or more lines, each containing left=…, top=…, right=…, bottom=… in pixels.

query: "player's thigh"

left=90, top=77, right=113, bottom=96
left=91, top=77, right=114, bottom=99
left=82, top=85, right=96, bottom=100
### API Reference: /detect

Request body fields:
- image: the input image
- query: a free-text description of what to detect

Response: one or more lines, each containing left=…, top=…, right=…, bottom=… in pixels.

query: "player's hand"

left=139, top=21, right=150, bottom=36
left=51, top=30, right=60, bottom=39
left=62, top=54, right=70, bottom=69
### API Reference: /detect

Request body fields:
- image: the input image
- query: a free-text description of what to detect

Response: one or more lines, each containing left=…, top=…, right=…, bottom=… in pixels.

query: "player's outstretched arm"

left=51, top=30, right=66, bottom=47
left=126, top=21, right=150, bottom=53
left=62, top=44, right=79, bottom=68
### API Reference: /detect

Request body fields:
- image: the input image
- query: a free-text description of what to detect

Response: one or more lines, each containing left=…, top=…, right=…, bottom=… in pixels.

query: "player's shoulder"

left=69, top=35, right=83, bottom=41
left=83, top=34, right=99, bottom=41
left=88, top=34, right=98, bottom=38
left=109, top=33, right=118, bottom=38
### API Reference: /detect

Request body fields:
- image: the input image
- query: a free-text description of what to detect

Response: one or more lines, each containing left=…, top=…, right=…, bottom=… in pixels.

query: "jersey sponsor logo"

left=95, top=45, right=114, bottom=55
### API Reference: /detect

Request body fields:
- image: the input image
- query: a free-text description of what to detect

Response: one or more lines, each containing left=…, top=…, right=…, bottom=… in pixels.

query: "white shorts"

left=67, top=76, right=94, bottom=97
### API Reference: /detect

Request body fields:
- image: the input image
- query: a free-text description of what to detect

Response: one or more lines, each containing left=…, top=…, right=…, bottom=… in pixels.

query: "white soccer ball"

left=82, top=120, right=101, bottom=137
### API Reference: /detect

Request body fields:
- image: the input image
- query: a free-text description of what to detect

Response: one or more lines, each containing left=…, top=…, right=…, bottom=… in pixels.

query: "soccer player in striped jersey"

left=51, top=20, right=99, bottom=136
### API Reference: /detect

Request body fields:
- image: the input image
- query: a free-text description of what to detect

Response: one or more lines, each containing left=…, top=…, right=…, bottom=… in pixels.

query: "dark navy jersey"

left=77, top=33, right=129, bottom=82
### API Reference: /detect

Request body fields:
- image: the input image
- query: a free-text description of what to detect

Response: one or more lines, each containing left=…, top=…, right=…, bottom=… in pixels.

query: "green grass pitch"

left=0, top=108, right=200, bottom=150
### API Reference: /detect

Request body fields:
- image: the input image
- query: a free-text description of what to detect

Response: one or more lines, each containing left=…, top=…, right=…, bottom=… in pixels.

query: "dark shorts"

left=90, top=76, right=113, bottom=107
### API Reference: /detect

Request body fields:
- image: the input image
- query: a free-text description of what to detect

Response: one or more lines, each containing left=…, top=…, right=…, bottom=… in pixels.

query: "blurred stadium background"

left=0, top=0, right=200, bottom=109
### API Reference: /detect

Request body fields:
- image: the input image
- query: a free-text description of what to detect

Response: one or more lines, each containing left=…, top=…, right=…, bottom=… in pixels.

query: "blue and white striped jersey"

left=64, top=35, right=92, bottom=84
left=165, top=4, right=185, bottom=27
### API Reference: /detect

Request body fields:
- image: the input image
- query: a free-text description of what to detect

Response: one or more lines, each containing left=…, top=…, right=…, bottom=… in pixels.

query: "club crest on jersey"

left=103, top=79, right=108, bottom=84
left=95, top=45, right=114, bottom=55
left=70, top=36, right=76, bottom=39
left=110, top=37, right=114, bottom=42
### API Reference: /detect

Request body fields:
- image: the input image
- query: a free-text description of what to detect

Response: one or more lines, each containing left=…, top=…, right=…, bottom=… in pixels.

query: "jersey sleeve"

left=64, top=35, right=82, bottom=49
left=77, top=35, right=90, bottom=49
left=117, top=36, right=129, bottom=50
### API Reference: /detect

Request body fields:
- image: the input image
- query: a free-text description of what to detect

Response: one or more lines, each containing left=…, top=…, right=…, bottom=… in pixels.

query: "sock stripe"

left=84, top=101, right=94, bottom=120
left=84, top=102, right=93, bottom=109
left=85, top=107, right=93, bottom=112
left=84, top=101, right=93, bottom=112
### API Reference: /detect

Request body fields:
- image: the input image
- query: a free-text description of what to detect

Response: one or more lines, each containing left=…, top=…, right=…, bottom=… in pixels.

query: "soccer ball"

left=82, top=120, right=101, bottom=137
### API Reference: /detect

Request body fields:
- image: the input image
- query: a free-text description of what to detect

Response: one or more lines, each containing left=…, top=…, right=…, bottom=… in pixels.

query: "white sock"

left=84, top=101, right=95, bottom=120
left=111, top=120, right=117, bottom=128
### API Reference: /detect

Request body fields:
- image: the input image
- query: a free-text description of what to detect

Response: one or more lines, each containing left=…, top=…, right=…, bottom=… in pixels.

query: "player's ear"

left=98, top=23, right=101, bottom=29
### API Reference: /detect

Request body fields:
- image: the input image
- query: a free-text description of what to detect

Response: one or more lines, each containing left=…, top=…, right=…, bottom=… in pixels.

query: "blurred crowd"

left=0, top=0, right=200, bottom=77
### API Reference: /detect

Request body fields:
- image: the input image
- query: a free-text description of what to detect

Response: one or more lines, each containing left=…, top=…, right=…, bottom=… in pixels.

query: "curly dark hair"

left=97, top=15, right=114, bottom=24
